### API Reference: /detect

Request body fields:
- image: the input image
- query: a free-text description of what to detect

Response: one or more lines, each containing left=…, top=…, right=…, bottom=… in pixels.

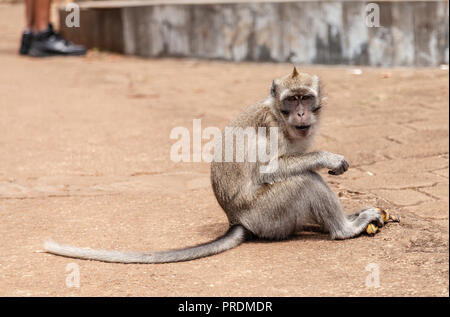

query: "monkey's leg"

left=235, top=172, right=383, bottom=240
left=345, top=207, right=378, bottom=222
left=299, top=174, right=384, bottom=239
left=234, top=174, right=339, bottom=240
left=346, top=212, right=361, bottom=221
left=300, top=224, right=328, bottom=233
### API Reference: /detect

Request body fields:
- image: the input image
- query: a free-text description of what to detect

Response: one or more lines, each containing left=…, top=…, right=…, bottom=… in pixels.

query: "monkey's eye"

left=284, top=95, right=299, bottom=107
left=280, top=110, right=290, bottom=115
left=300, top=95, right=315, bottom=107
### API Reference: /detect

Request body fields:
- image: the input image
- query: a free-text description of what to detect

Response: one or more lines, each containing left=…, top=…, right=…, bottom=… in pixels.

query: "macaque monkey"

left=44, top=67, right=388, bottom=263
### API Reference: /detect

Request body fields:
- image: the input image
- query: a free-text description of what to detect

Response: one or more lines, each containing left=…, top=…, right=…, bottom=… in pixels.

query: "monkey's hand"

left=322, top=152, right=349, bottom=175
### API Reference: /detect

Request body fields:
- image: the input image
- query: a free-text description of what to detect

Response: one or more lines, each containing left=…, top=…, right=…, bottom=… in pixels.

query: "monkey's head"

left=270, top=67, right=323, bottom=140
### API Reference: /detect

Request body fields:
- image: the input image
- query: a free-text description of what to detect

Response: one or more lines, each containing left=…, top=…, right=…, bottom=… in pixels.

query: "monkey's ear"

left=270, top=80, right=277, bottom=97
left=291, top=66, right=299, bottom=78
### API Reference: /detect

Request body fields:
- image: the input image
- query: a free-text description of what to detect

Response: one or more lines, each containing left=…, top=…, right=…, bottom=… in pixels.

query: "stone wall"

left=60, top=1, right=449, bottom=66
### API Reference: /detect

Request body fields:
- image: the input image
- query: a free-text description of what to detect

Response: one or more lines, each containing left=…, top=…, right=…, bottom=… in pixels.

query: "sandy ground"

left=0, top=3, right=448, bottom=297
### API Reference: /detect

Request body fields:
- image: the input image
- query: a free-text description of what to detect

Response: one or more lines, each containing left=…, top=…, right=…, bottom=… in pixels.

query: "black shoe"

left=19, top=30, right=33, bottom=55
left=28, top=25, right=86, bottom=57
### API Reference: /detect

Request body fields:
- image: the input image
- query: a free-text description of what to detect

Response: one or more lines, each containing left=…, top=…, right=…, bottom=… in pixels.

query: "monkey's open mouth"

left=294, top=125, right=311, bottom=130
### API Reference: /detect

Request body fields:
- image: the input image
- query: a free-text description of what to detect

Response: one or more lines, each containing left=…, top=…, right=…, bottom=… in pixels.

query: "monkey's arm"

left=259, top=151, right=348, bottom=184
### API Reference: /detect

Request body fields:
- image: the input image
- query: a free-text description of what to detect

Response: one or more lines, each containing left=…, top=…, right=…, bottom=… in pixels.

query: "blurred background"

left=1, top=0, right=448, bottom=66
left=58, top=0, right=449, bottom=66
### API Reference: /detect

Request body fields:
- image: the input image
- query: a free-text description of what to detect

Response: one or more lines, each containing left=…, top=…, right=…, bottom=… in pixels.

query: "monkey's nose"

left=297, top=112, right=304, bottom=117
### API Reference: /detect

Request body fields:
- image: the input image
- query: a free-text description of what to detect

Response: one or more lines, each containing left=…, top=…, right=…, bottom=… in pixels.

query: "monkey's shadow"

left=197, top=223, right=328, bottom=243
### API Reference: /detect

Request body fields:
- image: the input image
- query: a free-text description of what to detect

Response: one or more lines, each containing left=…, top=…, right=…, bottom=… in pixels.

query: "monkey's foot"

left=376, top=208, right=400, bottom=224
left=365, top=208, right=400, bottom=236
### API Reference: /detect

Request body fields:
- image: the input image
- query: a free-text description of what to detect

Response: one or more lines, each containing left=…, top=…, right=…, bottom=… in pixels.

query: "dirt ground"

left=0, top=3, right=448, bottom=297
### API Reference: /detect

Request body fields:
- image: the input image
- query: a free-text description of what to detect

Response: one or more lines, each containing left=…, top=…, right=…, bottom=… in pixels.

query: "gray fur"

left=210, top=69, right=384, bottom=241
left=44, top=69, right=382, bottom=264
left=44, top=225, right=248, bottom=263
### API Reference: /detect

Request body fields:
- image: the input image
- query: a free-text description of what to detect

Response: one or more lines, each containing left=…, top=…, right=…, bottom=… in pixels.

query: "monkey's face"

left=271, top=69, right=322, bottom=139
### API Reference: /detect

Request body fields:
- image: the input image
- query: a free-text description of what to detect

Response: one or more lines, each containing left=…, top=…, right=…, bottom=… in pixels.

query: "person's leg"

left=25, top=0, right=34, bottom=31
left=33, top=0, right=52, bottom=32
left=27, top=0, right=86, bottom=57
left=19, top=0, right=35, bottom=55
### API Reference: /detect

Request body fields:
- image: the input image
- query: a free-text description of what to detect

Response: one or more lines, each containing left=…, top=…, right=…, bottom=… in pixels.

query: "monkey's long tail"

left=44, top=225, right=249, bottom=264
